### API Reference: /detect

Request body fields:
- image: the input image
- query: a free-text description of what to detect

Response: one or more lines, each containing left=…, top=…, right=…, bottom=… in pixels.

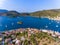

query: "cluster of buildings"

left=0, top=28, right=60, bottom=45
left=41, top=29, right=60, bottom=38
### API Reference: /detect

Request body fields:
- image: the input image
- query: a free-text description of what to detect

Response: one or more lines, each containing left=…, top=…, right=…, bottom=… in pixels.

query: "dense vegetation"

left=30, top=9, right=60, bottom=18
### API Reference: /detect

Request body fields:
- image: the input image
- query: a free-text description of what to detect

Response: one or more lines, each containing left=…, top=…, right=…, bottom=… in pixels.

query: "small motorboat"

left=17, top=21, right=23, bottom=24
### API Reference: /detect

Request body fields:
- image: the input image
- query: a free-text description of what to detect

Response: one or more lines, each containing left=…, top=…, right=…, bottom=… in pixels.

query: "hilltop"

left=0, top=9, right=8, bottom=13
left=30, top=9, right=60, bottom=18
left=0, top=9, right=60, bottom=18
left=0, top=9, right=29, bottom=17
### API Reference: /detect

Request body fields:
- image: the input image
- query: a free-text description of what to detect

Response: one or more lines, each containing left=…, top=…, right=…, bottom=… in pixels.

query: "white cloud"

left=0, top=0, right=6, bottom=7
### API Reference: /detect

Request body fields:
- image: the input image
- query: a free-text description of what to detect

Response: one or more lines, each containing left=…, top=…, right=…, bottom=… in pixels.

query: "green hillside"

left=0, top=9, right=60, bottom=18
left=30, top=9, right=60, bottom=18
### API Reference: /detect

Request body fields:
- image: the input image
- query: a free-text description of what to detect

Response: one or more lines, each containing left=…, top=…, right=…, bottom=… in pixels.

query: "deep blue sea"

left=0, top=16, right=60, bottom=32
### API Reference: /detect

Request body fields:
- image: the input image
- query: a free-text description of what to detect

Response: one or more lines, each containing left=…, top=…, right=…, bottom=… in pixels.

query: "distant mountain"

left=0, top=9, right=8, bottom=13
left=30, top=9, right=60, bottom=18
left=51, top=9, right=60, bottom=12
left=0, top=10, right=29, bottom=17
left=3, top=11, right=20, bottom=17
left=0, top=9, right=60, bottom=18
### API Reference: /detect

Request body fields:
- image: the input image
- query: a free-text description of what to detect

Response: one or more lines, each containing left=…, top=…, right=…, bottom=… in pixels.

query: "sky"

left=0, top=0, right=60, bottom=12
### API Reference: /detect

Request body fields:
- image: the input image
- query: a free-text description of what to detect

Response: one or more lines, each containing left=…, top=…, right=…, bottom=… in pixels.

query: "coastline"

left=48, top=16, right=60, bottom=21
left=41, top=16, right=60, bottom=20
left=1, top=28, right=60, bottom=39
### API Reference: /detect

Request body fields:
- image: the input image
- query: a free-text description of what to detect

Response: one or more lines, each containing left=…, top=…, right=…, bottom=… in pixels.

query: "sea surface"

left=0, top=16, right=60, bottom=32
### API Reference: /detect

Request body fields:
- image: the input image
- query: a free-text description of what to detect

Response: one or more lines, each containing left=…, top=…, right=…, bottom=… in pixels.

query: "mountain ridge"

left=0, top=9, right=60, bottom=17
left=30, top=9, right=60, bottom=18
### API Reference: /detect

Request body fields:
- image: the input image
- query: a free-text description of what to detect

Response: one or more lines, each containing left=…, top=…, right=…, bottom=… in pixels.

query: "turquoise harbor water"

left=0, top=16, right=60, bottom=32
